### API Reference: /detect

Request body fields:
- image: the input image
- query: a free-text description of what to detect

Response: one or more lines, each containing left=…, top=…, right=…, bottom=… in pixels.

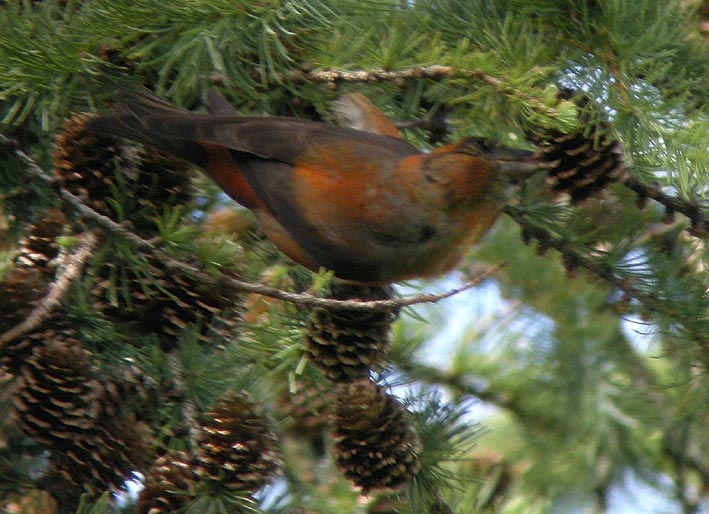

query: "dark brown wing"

left=86, top=93, right=420, bottom=168
left=87, top=94, right=430, bottom=281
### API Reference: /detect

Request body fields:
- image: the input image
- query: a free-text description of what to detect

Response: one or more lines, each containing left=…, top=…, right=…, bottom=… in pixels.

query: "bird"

left=86, top=91, right=540, bottom=284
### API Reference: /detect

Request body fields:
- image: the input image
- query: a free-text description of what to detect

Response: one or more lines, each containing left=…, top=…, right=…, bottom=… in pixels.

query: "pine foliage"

left=1, top=0, right=708, bottom=513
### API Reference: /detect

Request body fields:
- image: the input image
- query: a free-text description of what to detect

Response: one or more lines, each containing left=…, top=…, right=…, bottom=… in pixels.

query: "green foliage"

left=1, top=0, right=708, bottom=513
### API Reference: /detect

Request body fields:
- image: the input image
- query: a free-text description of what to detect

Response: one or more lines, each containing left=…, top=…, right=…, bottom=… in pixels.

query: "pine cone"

left=278, top=374, right=332, bottom=436
left=332, top=379, right=421, bottom=494
left=53, top=114, right=193, bottom=232
left=0, top=208, right=71, bottom=372
left=51, top=415, right=153, bottom=492
left=12, top=337, right=104, bottom=444
left=196, top=393, right=282, bottom=492
left=91, top=256, right=240, bottom=350
left=305, top=284, right=397, bottom=381
left=0, top=263, right=50, bottom=329
left=137, top=451, right=198, bottom=514
left=135, top=148, right=193, bottom=209
left=532, top=90, right=628, bottom=203
left=0, top=266, right=50, bottom=369
left=13, top=337, right=153, bottom=492
left=0, top=208, right=70, bottom=372
left=159, top=271, right=241, bottom=344
left=14, top=208, right=65, bottom=271
left=53, top=113, right=128, bottom=216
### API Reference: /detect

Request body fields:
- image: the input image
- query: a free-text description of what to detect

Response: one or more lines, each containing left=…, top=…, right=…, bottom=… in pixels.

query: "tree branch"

left=624, top=177, right=708, bottom=238
left=503, top=205, right=709, bottom=363
left=280, top=65, right=562, bottom=118
left=0, top=230, right=98, bottom=348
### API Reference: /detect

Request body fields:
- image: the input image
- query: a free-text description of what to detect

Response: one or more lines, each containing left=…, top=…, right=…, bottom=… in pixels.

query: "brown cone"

left=12, top=338, right=152, bottom=492
left=12, top=337, right=103, bottom=444
left=13, top=208, right=66, bottom=272
left=1, top=208, right=65, bottom=324
left=134, top=147, right=193, bottom=209
left=53, top=113, right=128, bottom=216
left=196, top=392, right=282, bottom=492
left=53, top=114, right=192, bottom=231
left=91, top=255, right=240, bottom=350
left=532, top=90, right=628, bottom=203
left=332, top=379, right=421, bottom=494
left=305, top=284, right=397, bottom=381
left=51, top=414, right=153, bottom=492
left=137, top=451, right=198, bottom=514
left=0, top=268, right=52, bottom=372
left=0, top=265, right=49, bottom=330
left=0, top=209, right=69, bottom=372
left=278, top=374, right=332, bottom=437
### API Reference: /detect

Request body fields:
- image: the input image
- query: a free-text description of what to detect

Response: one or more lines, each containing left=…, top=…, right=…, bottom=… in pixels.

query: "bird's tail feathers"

left=85, top=93, right=206, bottom=165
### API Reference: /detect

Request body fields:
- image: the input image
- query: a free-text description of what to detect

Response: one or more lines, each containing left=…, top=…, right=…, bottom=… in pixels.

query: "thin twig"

left=1, top=132, right=500, bottom=312
left=283, top=64, right=455, bottom=84
left=0, top=230, right=98, bottom=347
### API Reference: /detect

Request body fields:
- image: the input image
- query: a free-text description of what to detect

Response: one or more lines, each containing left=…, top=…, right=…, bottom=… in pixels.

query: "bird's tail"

left=85, top=93, right=208, bottom=165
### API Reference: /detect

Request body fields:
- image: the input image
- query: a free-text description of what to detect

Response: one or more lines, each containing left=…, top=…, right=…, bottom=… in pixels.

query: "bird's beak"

left=483, top=146, right=547, bottom=181
left=496, top=159, right=546, bottom=181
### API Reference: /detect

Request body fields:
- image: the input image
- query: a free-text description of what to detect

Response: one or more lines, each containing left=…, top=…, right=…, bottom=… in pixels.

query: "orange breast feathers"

left=283, top=141, right=505, bottom=281
left=290, top=145, right=431, bottom=250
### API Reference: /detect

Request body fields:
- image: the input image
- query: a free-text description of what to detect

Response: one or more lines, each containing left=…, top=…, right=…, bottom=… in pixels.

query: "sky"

left=397, top=274, right=707, bottom=514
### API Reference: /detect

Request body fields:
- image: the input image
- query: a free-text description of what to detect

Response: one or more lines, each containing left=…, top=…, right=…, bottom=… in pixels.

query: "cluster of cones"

left=300, top=282, right=423, bottom=494
left=137, top=393, right=283, bottom=513
left=1, top=114, right=276, bottom=511
left=0, top=207, right=155, bottom=499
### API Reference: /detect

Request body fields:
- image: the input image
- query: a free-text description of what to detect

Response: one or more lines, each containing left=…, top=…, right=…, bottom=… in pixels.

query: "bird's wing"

left=205, top=89, right=238, bottom=116
left=332, top=92, right=403, bottom=138
left=87, top=94, right=435, bottom=280
left=87, top=93, right=419, bottom=166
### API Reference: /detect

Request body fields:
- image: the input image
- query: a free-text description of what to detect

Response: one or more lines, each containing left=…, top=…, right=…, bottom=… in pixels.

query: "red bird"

left=87, top=92, right=539, bottom=284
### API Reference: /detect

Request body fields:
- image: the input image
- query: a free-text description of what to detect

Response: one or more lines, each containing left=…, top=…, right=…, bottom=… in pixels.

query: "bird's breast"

left=269, top=146, right=503, bottom=283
